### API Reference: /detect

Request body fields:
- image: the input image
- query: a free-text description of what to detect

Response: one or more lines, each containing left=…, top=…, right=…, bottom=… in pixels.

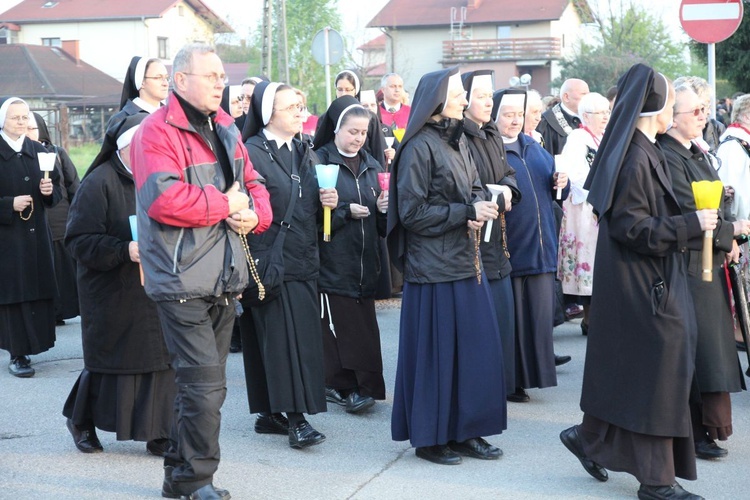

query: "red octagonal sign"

left=680, top=0, right=744, bottom=44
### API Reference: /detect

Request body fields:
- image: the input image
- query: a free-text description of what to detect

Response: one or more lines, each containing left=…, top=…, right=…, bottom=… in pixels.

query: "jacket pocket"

left=650, top=278, right=665, bottom=315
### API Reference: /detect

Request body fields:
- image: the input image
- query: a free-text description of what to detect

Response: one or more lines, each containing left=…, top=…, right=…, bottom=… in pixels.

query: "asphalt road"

left=1, top=300, right=748, bottom=499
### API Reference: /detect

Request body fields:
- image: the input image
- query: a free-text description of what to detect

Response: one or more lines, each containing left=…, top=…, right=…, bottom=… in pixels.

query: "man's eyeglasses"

left=274, top=104, right=304, bottom=114
left=144, top=75, right=171, bottom=83
left=586, top=110, right=611, bottom=116
left=182, top=73, right=229, bottom=86
left=674, top=106, right=706, bottom=117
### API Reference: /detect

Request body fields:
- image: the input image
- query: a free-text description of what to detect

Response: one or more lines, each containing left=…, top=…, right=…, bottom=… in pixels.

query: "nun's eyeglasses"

left=674, top=106, right=706, bottom=117
left=144, top=75, right=171, bottom=83
left=275, top=104, right=304, bottom=114
left=7, top=115, right=29, bottom=123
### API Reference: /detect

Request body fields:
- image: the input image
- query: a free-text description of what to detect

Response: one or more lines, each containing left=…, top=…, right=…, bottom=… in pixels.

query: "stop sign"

left=680, top=0, right=744, bottom=43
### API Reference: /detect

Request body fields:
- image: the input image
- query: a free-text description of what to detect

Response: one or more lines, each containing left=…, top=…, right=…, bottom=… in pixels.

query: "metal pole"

left=324, top=27, right=331, bottom=108
left=708, top=43, right=716, bottom=120
left=281, top=0, right=290, bottom=84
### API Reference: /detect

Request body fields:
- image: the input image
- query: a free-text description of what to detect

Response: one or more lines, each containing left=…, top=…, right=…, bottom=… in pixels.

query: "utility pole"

left=279, top=0, right=290, bottom=84
left=261, top=0, right=273, bottom=77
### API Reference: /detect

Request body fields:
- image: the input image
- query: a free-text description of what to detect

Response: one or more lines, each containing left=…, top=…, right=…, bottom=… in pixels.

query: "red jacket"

left=131, top=92, right=272, bottom=301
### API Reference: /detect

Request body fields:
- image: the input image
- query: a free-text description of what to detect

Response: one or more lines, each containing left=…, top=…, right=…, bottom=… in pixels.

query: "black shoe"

left=181, top=484, right=231, bottom=500
left=288, top=421, right=325, bottom=449
left=737, top=340, right=747, bottom=352
left=146, top=438, right=171, bottom=457
left=229, top=339, right=242, bottom=353
left=415, top=445, right=462, bottom=465
left=694, top=438, right=728, bottom=460
left=555, top=354, right=572, bottom=366
left=325, top=387, right=347, bottom=407
left=254, top=413, right=289, bottom=435
left=161, top=466, right=230, bottom=499
left=559, top=425, right=608, bottom=482
left=345, top=392, right=375, bottom=414
left=8, top=356, right=34, bottom=378
left=56, top=319, right=66, bottom=326
left=66, top=418, right=103, bottom=453
left=507, top=387, right=530, bottom=403
left=581, top=321, right=588, bottom=336
left=448, top=437, right=502, bottom=460
left=637, top=482, right=704, bottom=500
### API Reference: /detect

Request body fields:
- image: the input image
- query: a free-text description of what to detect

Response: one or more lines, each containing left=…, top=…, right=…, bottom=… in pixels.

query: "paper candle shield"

left=129, top=215, right=138, bottom=241
left=692, top=180, right=723, bottom=283
left=392, top=128, right=406, bottom=143
left=315, top=164, right=339, bottom=242
left=38, top=152, right=56, bottom=179
left=384, top=137, right=395, bottom=148
left=484, top=184, right=503, bottom=243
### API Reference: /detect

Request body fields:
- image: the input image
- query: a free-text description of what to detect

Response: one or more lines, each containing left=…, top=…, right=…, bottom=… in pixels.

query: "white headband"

left=442, top=72, right=463, bottom=112
left=229, top=85, right=242, bottom=102
left=262, top=82, right=282, bottom=125
left=0, top=97, right=28, bottom=128
left=467, top=74, right=494, bottom=106
left=337, top=70, right=360, bottom=95
left=334, top=104, right=365, bottom=133
left=499, top=93, right=525, bottom=108
left=134, top=57, right=148, bottom=91
left=117, top=124, right=140, bottom=150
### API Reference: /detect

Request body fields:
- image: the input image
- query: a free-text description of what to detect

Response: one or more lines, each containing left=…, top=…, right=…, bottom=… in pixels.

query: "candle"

left=484, top=184, right=503, bottom=243
left=691, top=180, right=723, bottom=282
left=38, top=152, right=56, bottom=180
left=315, top=164, right=339, bottom=242
left=129, top=215, right=145, bottom=286
left=554, top=154, right=564, bottom=200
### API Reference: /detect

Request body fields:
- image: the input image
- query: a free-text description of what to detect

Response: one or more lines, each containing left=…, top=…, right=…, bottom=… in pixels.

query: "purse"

left=240, top=163, right=300, bottom=307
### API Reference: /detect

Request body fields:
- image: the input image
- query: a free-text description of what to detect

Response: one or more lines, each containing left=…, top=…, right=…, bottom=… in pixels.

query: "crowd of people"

left=2, top=42, right=749, bottom=500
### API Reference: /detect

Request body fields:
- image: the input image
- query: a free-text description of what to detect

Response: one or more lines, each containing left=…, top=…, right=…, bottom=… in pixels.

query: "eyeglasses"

left=6, top=115, right=29, bottom=123
left=144, top=75, right=171, bottom=83
left=182, top=72, right=229, bottom=86
left=586, top=110, right=611, bottom=116
left=27, top=127, right=38, bottom=131
left=274, top=104, right=304, bottom=114
left=242, top=95, right=252, bottom=102
left=674, top=106, right=706, bottom=117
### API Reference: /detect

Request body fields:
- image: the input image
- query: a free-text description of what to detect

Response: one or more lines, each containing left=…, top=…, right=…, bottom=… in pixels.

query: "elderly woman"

left=0, top=97, right=61, bottom=377
left=312, top=96, right=388, bottom=414
left=557, top=92, right=610, bottom=335
left=388, top=67, right=506, bottom=465
left=497, top=89, right=569, bottom=403
left=524, top=89, right=545, bottom=145
left=674, top=76, right=725, bottom=153
left=62, top=113, right=174, bottom=457
left=561, top=64, right=717, bottom=500
left=241, top=82, right=338, bottom=449
left=660, top=85, right=749, bottom=462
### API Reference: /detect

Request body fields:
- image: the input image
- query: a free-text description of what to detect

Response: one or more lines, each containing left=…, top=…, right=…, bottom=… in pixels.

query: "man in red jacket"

left=130, top=43, right=272, bottom=500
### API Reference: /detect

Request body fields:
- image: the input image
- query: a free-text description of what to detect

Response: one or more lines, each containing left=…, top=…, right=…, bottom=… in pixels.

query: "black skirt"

left=53, top=239, right=79, bottom=321
left=63, top=367, right=175, bottom=441
left=0, top=299, right=55, bottom=356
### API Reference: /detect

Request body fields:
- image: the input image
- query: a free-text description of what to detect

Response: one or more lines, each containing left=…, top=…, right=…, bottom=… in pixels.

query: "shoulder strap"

left=271, top=149, right=301, bottom=250
left=720, top=135, right=750, bottom=158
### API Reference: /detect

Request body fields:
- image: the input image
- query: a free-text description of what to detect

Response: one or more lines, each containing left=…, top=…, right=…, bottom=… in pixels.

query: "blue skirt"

left=391, top=276, right=507, bottom=447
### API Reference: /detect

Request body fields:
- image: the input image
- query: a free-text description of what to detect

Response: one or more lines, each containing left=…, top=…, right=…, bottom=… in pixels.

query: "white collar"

left=116, top=151, right=133, bottom=174
left=263, top=128, right=293, bottom=151
left=1, top=130, right=25, bottom=152
left=336, top=147, right=358, bottom=158
left=132, top=97, right=159, bottom=114
left=501, top=135, right=519, bottom=144
left=560, top=102, right=579, bottom=119
left=383, top=101, right=401, bottom=112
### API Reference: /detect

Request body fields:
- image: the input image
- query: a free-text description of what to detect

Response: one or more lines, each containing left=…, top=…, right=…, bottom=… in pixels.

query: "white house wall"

left=390, top=28, right=446, bottom=95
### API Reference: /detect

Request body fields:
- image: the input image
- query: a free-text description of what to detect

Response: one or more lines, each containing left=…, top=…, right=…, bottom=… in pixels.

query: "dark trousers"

left=156, top=296, right=235, bottom=495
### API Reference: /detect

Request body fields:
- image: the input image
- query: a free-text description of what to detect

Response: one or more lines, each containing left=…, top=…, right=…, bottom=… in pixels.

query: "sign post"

left=679, top=0, right=743, bottom=119
left=312, top=28, right=344, bottom=109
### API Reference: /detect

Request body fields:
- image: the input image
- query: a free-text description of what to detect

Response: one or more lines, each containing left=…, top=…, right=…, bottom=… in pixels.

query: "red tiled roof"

left=358, top=34, right=386, bottom=51
left=365, top=63, right=386, bottom=77
left=0, top=44, right=122, bottom=102
left=0, top=0, right=232, bottom=32
left=368, top=0, right=576, bottom=28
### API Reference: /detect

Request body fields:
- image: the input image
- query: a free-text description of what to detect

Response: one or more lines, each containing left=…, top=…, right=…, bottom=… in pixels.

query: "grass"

left=67, top=142, right=100, bottom=178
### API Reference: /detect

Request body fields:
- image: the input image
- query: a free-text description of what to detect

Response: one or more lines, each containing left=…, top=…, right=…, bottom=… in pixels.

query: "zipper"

left=513, top=148, right=544, bottom=257
left=355, top=176, right=365, bottom=292
left=172, top=228, right=185, bottom=273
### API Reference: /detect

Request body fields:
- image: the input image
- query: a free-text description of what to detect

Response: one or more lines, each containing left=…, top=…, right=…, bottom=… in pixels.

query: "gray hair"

left=380, top=72, right=401, bottom=89
left=578, top=92, right=609, bottom=115
left=673, top=76, right=712, bottom=102
left=526, top=89, right=543, bottom=107
left=172, top=43, right=216, bottom=79
left=732, top=94, right=750, bottom=124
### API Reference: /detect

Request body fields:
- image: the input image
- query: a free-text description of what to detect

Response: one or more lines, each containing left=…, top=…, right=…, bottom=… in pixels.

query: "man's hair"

left=380, top=73, right=400, bottom=89
left=172, top=43, right=216, bottom=79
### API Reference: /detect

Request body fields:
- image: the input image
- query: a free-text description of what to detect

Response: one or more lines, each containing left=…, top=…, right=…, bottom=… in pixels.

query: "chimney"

left=467, top=0, right=482, bottom=8
left=61, top=39, right=80, bottom=65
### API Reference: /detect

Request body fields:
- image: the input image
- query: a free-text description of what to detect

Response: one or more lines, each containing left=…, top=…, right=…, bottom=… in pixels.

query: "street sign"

left=311, top=28, right=344, bottom=66
left=679, top=0, right=743, bottom=44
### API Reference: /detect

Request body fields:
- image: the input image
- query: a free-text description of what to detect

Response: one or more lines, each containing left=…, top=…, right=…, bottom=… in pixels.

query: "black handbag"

left=241, top=164, right=300, bottom=307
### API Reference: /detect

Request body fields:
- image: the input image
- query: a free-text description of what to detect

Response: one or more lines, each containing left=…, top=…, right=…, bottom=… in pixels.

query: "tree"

left=690, top=0, right=750, bottom=93
left=556, top=1, right=688, bottom=93
left=254, top=0, right=348, bottom=113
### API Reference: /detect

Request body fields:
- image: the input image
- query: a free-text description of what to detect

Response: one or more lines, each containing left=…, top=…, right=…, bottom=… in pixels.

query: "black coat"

left=315, top=142, right=386, bottom=298
left=463, top=119, right=521, bottom=280
left=660, top=133, right=744, bottom=394
left=393, top=119, right=484, bottom=284
left=536, top=104, right=580, bottom=156
left=581, top=130, right=704, bottom=437
left=0, top=136, right=61, bottom=305
left=245, top=134, right=322, bottom=282
left=65, top=154, right=169, bottom=374
left=46, top=145, right=80, bottom=240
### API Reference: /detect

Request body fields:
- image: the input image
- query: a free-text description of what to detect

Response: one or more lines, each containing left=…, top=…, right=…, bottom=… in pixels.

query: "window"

left=42, top=37, right=61, bottom=47
left=0, top=27, right=18, bottom=45
left=177, top=5, right=184, bottom=16
left=497, top=26, right=511, bottom=39
left=158, top=37, right=169, bottom=59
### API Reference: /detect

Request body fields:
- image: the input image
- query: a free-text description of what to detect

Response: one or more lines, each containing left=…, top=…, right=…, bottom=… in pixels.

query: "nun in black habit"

left=28, top=112, right=80, bottom=323
left=387, top=67, right=507, bottom=465
left=89, top=56, right=169, bottom=171
left=461, top=70, right=521, bottom=397
left=0, top=97, right=61, bottom=378
left=560, top=64, right=717, bottom=500
left=312, top=96, right=388, bottom=413
left=62, top=113, right=174, bottom=456
left=240, top=82, right=337, bottom=449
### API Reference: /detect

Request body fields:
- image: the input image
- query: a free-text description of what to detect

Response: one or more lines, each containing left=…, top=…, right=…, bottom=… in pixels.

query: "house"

left=0, top=0, right=233, bottom=82
left=357, top=33, right=387, bottom=89
left=367, top=0, right=593, bottom=95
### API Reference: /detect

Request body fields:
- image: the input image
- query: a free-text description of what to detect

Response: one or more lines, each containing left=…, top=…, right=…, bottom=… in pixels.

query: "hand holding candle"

left=484, top=184, right=503, bottom=243
left=315, top=164, right=339, bottom=242
left=691, top=180, right=723, bottom=282
left=129, top=215, right=145, bottom=286
left=554, top=154, right=565, bottom=200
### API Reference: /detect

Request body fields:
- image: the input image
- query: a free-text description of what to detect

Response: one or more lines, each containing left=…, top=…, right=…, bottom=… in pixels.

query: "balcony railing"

left=441, top=37, right=561, bottom=64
